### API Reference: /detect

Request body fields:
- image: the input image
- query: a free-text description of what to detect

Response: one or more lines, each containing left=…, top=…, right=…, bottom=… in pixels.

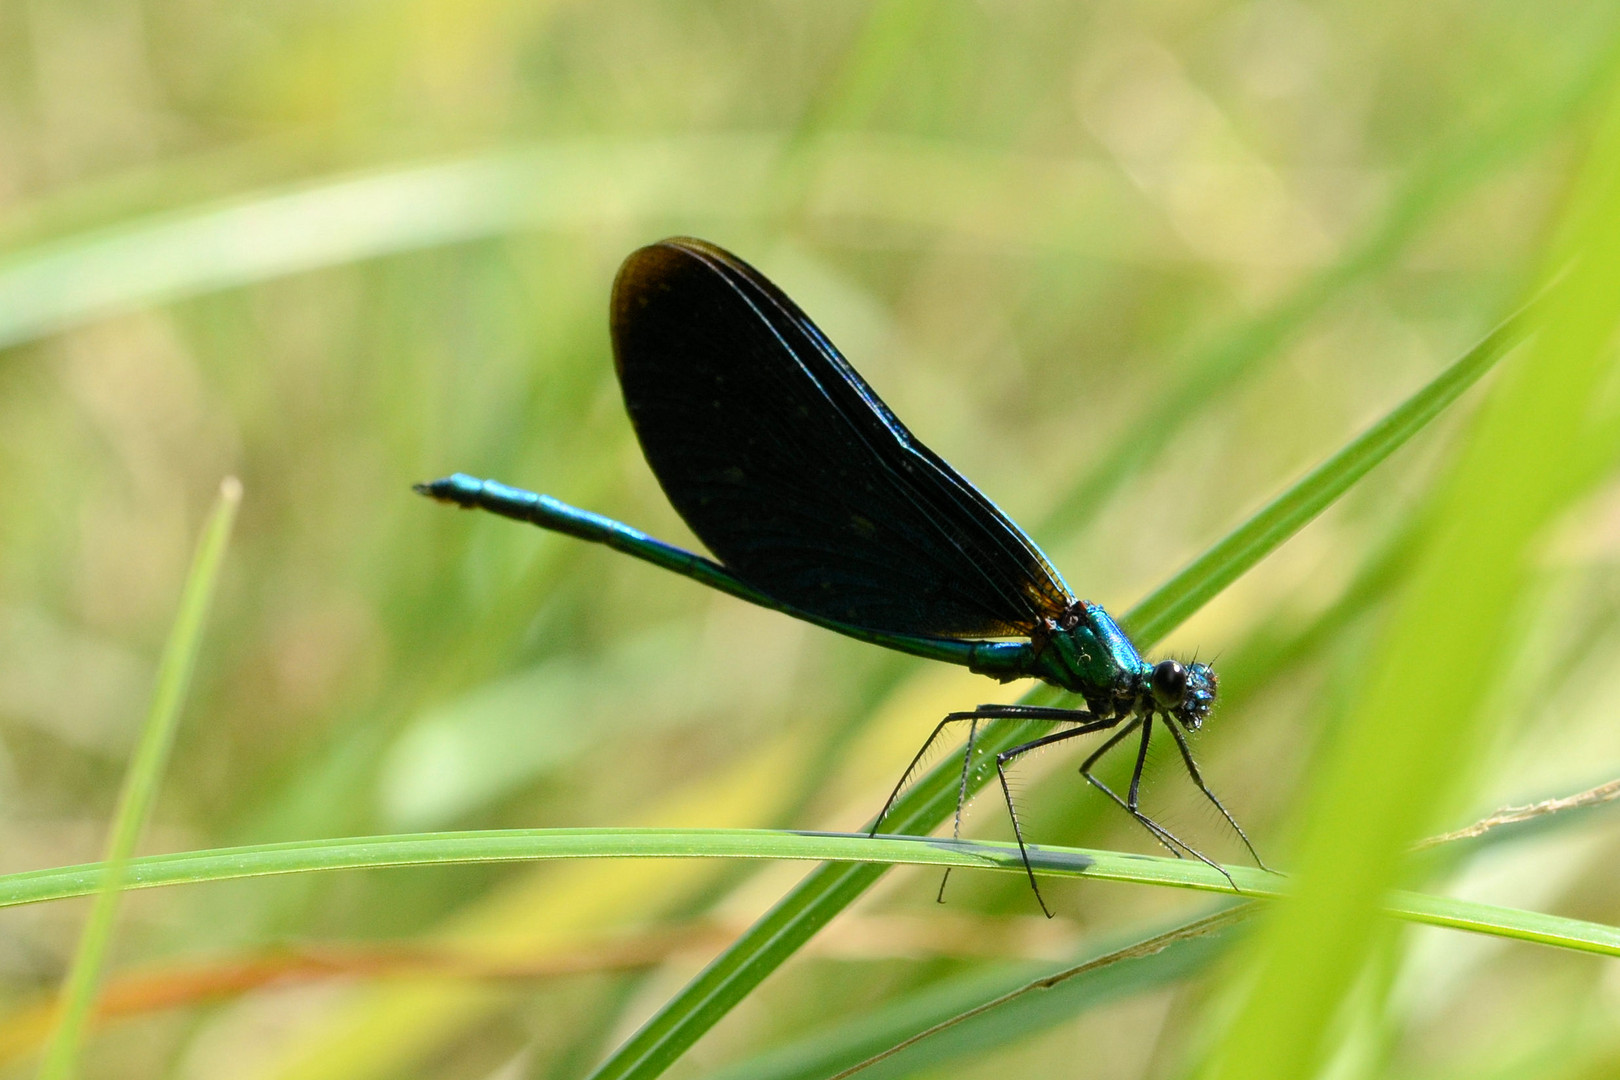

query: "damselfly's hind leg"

left=873, top=705, right=1110, bottom=913
left=868, top=704, right=1104, bottom=836
left=925, top=705, right=1113, bottom=903
left=869, top=713, right=978, bottom=837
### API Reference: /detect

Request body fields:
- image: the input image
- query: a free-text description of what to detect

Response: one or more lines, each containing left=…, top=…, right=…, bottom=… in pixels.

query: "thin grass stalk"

left=35, top=479, right=241, bottom=1080
left=0, top=830, right=1614, bottom=957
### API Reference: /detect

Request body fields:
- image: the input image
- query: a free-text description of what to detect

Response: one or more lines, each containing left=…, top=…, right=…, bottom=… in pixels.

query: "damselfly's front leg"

left=1081, top=715, right=1238, bottom=891
left=1162, top=717, right=1271, bottom=872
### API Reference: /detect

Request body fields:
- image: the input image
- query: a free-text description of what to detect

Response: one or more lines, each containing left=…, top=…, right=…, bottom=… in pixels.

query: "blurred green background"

left=2, top=1, right=1619, bottom=1078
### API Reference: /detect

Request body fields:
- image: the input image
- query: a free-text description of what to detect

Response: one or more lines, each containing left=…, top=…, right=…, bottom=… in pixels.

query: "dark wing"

left=610, top=237, right=1072, bottom=638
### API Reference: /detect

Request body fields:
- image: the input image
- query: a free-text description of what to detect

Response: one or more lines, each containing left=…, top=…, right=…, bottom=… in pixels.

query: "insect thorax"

left=1027, top=603, right=1147, bottom=714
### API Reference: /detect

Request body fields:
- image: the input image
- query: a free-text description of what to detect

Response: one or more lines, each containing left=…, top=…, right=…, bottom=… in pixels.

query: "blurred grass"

left=2, top=4, right=1619, bottom=1080
left=37, top=479, right=239, bottom=1080
left=725, top=904, right=1257, bottom=1080
left=1203, top=70, right=1620, bottom=1080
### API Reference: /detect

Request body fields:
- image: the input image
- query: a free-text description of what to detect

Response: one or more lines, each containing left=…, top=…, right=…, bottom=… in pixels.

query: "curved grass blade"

left=36, top=478, right=241, bottom=1080
left=0, top=830, right=1229, bottom=910
left=579, top=287, right=1549, bottom=1080
left=0, top=830, right=1612, bottom=957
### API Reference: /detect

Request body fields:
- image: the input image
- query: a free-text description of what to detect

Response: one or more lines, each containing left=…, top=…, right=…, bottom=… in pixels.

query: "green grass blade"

left=1124, top=294, right=1541, bottom=644
left=0, top=830, right=1266, bottom=908
left=36, top=478, right=241, bottom=1080
left=0, top=829, right=1612, bottom=958
left=579, top=285, right=1544, bottom=1080
left=1202, top=73, right=1620, bottom=1080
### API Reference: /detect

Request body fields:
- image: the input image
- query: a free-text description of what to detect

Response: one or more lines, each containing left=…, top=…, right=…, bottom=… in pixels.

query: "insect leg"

left=870, top=706, right=1098, bottom=835
left=962, top=704, right=1107, bottom=720
left=935, top=717, right=980, bottom=904
left=1077, top=718, right=1181, bottom=854
left=1163, top=718, right=1272, bottom=872
left=991, top=717, right=1121, bottom=917
left=953, top=718, right=981, bottom=848
left=869, top=714, right=975, bottom=836
left=1107, top=715, right=1239, bottom=891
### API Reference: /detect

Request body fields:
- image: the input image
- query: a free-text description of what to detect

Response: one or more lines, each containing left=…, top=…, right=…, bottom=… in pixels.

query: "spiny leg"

left=935, top=717, right=980, bottom=904
left=869, top=714, right=975, bottom=836
left=993, top=756, right=1051, bottom=917
left=1127, top=714, right=1156, bottom=810
left=1098, top=714, right=1239, bottom=891
left=953, top=718, right=981, bottom=847
left=870, top=705, right=1100, bottom=836
left=1163, top=718, right=1273, bottom=872
left=991, top=718, right=1122, bottom=917
left=1077, top=718, right=1183, bottom=854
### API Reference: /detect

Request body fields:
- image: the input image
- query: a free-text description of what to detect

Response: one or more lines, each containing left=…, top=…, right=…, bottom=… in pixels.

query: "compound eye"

left=1151, top=660, right=1187, bottom=706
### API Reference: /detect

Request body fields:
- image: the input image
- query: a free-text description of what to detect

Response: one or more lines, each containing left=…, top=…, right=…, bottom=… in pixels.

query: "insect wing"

left=610, top=238, right=1071, bottom=638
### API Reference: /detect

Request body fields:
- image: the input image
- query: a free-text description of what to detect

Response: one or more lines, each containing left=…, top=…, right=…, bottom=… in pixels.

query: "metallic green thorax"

left=966, top=604, right=1144, bottom=707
